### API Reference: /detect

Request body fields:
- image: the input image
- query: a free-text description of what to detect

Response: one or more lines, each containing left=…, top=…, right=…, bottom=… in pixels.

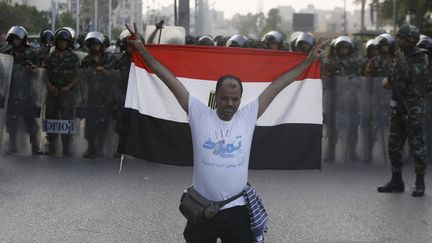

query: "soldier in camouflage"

left=417, top=35, right=432, bottom=169
left=81, top=31, right=117, bottom=158
left=365, top=34, right=396, bottom=78
left=36, top=29, right=54, bottom=67
left=2, top=26, right=42, bottom=155
left=378, top=24, right=430, bottom=197
left=45, top=28, right=80, bottom=157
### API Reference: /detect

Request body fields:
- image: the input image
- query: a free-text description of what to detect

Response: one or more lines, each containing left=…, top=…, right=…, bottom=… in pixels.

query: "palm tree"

left=354, top=0, right=368, bottom=31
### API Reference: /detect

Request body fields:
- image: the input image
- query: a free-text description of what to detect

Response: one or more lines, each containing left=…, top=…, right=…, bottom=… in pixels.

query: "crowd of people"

left=0, top=23, right=431, bottom=171
left=0, top=21, right=431, bottom=243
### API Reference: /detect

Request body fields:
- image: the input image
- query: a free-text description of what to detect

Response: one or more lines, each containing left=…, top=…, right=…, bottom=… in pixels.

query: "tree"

left=57, top=12, right=75, bottom=29
left=353, top=0, right=368, bottom=31
left=0, top=2, right=50, bottom=34
left=380, top=0, right=432, bottom=35
left=231, top=12, right=262, bottom=37
left=259, top=8, right=286, bottom=39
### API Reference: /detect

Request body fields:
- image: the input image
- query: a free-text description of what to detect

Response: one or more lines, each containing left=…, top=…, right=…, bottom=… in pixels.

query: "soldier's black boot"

left=30, top=132, right=43, bottom=155
left=377, top=172, right=405, bottom=193
left=412, top=174, right=425, bottom=197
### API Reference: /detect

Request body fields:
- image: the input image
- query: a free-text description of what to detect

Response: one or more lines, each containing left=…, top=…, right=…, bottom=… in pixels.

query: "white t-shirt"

left=188, top=95, right=259, bottom=209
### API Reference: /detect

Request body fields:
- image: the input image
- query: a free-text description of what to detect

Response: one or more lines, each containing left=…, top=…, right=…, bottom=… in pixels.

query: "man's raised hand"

left=125, top=23, right=145, bottom=52
left=307, top=38, right=332, bottom=61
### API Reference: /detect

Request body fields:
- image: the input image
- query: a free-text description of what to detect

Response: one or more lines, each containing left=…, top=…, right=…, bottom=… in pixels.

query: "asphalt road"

left=0, top=155, right=431, bottom=243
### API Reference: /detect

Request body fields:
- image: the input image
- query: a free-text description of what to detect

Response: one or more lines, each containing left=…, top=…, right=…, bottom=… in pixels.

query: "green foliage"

left=57, top=12, right=75, bottom=29
left=0, top=2, right=50, bottom=34
left=231, top=8, right=287, bottom=39
left=111, top=27, right=122, bottom=41
left=380, top=0, right=432, bottom=36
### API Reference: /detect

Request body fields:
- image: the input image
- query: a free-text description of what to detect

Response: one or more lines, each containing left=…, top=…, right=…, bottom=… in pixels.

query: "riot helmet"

left=6, top=26, right=28, bottom=45
left=39, top=29, right=54, bottom=46
left=295, top=32, right=316, bottom=53
left=85, top=31, right=105, bottom=51
left=376, top=33, right=395, bottom=54
left=396, top=24, right=420, bottom=43
left=226, top=34, right=247, bottom=48
left=289, top=31, right=303, bottom=51
left=54, top=28, right=74, bottom=49
left=417, top=35, right=432, bottom=52
left=261, top=31, right=284, bottom=50
left=56, top=27, right=76, bottom=42
left=365, top=38, right=379, bottom=59
left=334, top=36, right=353, bottom=49
left=197, top=36, right=214, bottom=46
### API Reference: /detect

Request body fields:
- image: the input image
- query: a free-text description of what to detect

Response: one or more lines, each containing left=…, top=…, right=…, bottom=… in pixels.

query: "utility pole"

left=174, top=0, right=178, bottom=26
left=343, top=0, right=347, bottom=34
left=51, top=0, right=56, bottom=31
left=392, top=0, right=397, bottom=34
left=94, top=0, right=98, bottom=31
left=76, top=0, right=80, bottom=34
left=108, top=0, right=112, bottom=40
left=122, top=0, right=125, bottom=27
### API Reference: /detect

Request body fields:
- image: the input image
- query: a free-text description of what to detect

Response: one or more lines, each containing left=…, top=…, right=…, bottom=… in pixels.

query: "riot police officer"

left=226, top=34, right=247, bottom=48
left=2, top=26, right=42, bottom=155
left=365, top=38, right=379, bottom=60
left=324, top=36, right=362, bottom=162
left=81, top=31, right=117, bottom=158
left=417, top=35, right=432, bottom=175
left=378, top=24, right=430, bottom=197
left=45, top=27, right=80, bottom=156
left=36, top=29, right=54, bottom=67
left=289, top=31, right=303, bottom=52
left=294, top=32, right=316, bottom=54
left=365, top=34, right=396, bottom=78
left=261, top=31, right=284, bottom=50
left=197, top=36, right=215, bottom=46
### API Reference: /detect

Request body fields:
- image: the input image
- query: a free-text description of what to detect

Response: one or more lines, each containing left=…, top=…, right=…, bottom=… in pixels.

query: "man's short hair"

left=215, top=75, right=243, bottom=95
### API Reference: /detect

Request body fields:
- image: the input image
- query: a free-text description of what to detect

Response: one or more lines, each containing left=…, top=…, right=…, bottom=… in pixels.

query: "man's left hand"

left=307, top=38, right=331, bottom=61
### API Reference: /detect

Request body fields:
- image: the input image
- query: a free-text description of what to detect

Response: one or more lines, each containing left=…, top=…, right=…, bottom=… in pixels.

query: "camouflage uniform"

left=36, top=44, right=51, bottom=67
left=45, top=49, right=80, bottom=155
left=388, top=48, right=430, bottom=175
left=324, top=56, right=363, bottom=161
left=81, top=52, right=117, bottom=156
left=2, top=46, right=41, bottom=153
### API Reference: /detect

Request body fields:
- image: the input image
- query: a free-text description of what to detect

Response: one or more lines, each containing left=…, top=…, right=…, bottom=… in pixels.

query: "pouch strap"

left=217, top=191, right=244, bottom=207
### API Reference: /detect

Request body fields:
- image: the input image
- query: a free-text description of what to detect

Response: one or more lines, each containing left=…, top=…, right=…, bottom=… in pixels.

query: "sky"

left=143, top=0, right=361, bottom=18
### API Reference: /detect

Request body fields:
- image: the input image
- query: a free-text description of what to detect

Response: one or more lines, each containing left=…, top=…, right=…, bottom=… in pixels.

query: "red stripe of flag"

left=132, top=45, right=321, bottom=82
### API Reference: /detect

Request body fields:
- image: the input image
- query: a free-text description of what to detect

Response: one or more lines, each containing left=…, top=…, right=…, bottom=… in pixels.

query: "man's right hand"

left=125, top=23, right=146, bottom=52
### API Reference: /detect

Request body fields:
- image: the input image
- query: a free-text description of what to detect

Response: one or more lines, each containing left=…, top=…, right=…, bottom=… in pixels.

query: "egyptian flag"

left=118, top=45, right=322, bottom=170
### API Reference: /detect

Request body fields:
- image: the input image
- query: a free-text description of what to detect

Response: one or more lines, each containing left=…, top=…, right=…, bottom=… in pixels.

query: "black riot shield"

left=360, top=77, right=391, bottom=164
left=0, top=53, right=13, bottom=149
left=76, top=69, right=121, bottom=157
